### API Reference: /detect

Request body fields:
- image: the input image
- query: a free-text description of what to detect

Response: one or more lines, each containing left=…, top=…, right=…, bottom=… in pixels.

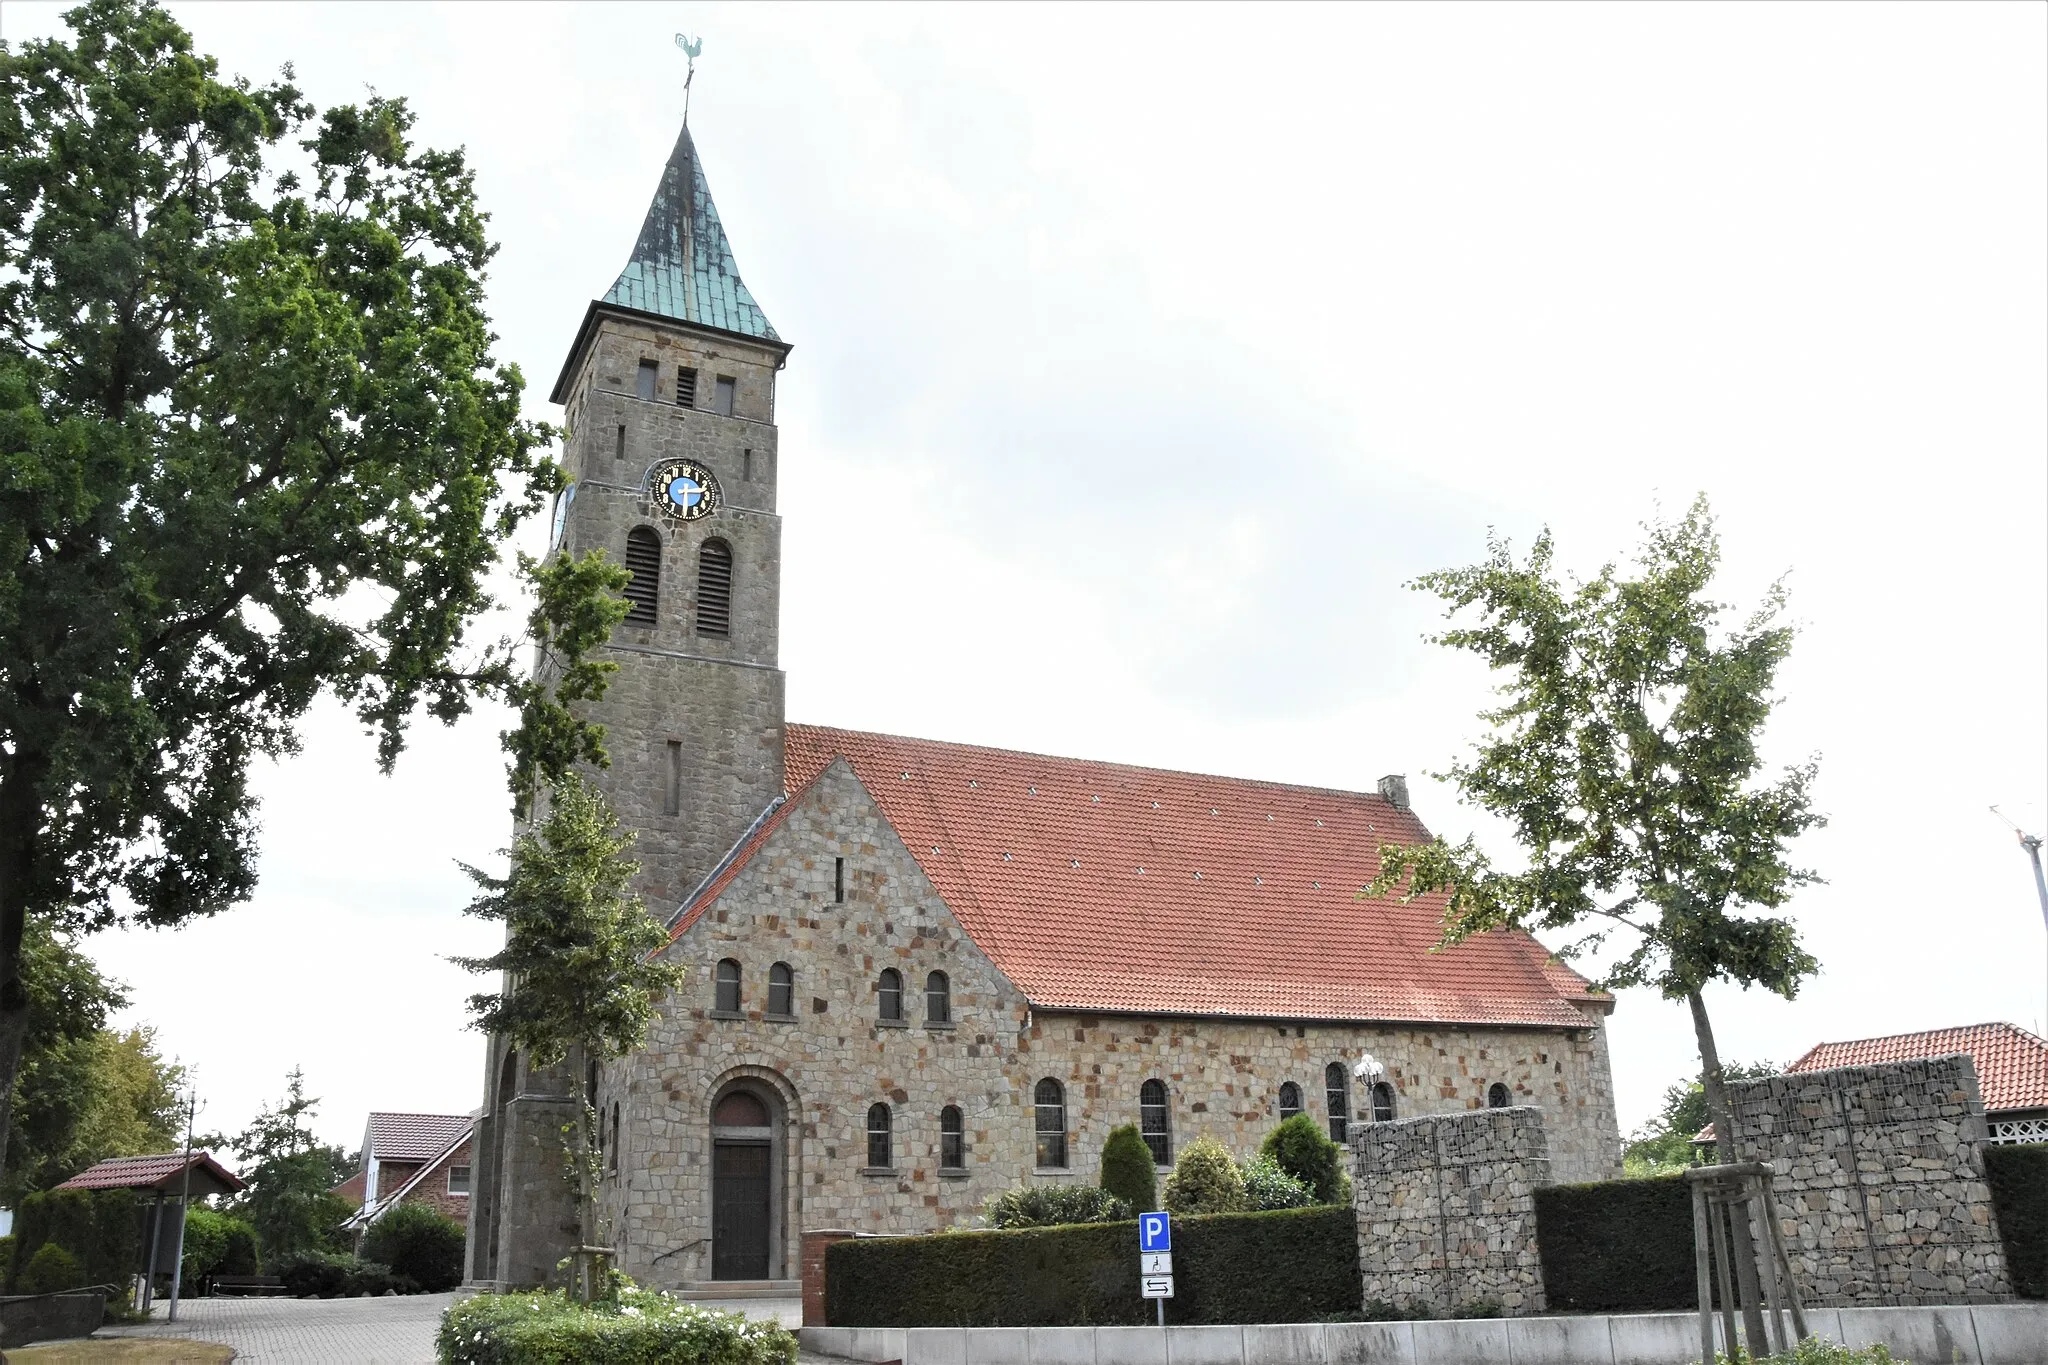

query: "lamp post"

left=1992, top=808, right=2048, bottom=1033
left=166, top=1086, right=198, bottom=1322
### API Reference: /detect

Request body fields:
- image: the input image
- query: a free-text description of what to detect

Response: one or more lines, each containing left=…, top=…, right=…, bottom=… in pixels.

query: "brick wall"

left=801, top=1230, right=855, bottom=1326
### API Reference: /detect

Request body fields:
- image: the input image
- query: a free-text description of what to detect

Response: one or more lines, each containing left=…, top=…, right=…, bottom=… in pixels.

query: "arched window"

left=714, top=958, right=741, bottom=1013
left=768, top=962, right=794, bottom=1016
left=1326, top=1063, right=1351, bottom=1143
left=1140, top=1079, right=1171, bottom=1166
left=609, top=1102, right=620, bottom=1173
left=877, top=968, right=903, bottom=1021
left=1488, top=1082, right=1512, bottom=1109
left=925, top=971, right=950, bottom=1024
left=1279, top=1082, right=1303, bottom=1120
left=940, top=1106, right=965, bottom=1170
left=866, top=1103, right=892, bottom=1169
left=696, top=538, right=733, bottom=638
left=1035, top=1079, right=1067, bottom=1168
left=623, top=527, right=661, bottom=625
left=1371, top=1081, right=1397, bottom=1123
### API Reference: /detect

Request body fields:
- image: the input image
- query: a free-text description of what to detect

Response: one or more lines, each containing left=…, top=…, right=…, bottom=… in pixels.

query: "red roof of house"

left=674, top=724, right=1604, bottom=1030
left=1787, top=1022, right=2048, bottom=1114
left=58, top=1152, right=245, bottom=1195
left=368, top=1113, right=473, bottom=1164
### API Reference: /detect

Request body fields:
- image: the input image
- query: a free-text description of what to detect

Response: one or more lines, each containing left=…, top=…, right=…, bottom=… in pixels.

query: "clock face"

left=651, top=460, right=721, bottom=522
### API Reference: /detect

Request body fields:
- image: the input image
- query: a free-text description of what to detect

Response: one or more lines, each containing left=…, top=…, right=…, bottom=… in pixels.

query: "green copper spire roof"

left=603, top=124, right=780, bottom=343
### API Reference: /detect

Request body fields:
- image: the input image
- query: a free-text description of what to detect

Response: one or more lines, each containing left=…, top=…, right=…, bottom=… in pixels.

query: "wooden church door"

left=711, top=1141, right=771, bottom=1279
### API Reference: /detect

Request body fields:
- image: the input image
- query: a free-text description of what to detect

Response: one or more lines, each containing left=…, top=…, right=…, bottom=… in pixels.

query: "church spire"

left=603, top=123, right=780, bottom=343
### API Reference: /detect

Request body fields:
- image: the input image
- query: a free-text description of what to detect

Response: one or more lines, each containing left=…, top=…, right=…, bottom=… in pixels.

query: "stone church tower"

left=466, top=123, right=793, bottom=1285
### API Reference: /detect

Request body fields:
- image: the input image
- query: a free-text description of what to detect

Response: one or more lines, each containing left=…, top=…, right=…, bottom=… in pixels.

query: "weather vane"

left=675, top=33, right=703, bottom=126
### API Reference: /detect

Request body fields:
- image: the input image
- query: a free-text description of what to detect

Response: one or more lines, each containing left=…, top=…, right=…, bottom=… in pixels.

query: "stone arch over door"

left=705, top=1067, right=799, bottom=1282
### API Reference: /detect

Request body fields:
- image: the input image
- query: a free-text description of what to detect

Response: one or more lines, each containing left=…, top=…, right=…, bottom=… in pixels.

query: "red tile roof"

left=368, top=1112, right=474, bottom=1164
left=58, top=1151, right=244, bottom=1195
left=674, top=724, right=1604, bottom=1030
left=1787, top=1022, right=2048, bottom=1114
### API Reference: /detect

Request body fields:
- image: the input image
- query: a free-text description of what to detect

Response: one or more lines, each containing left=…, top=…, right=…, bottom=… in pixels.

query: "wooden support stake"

left=1711, top=1193, right=1741, bottom=1359
left=1691, top=1182, right=1716, bottom=1365
left=1759, top=1176, right=1810, bottom=1342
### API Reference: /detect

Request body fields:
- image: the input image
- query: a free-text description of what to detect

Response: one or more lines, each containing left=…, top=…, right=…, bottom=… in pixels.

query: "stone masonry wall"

left=1352, top=1107, right=1550, bottom=1315
left=1722, top=1056, right=2013, bottom=1306
left=592, top=762, right=1620, bottom=1288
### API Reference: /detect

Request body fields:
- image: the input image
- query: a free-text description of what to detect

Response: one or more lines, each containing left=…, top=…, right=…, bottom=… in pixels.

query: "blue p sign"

left=1139, top=1212, right=1171, bottom=1252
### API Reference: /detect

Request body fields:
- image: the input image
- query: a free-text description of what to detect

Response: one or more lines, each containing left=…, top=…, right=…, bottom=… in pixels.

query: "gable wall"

left=595, top=762, right=1620, bottom=1287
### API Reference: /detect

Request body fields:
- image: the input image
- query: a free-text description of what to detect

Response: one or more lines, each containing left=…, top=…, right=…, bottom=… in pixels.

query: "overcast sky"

left=5, top=1, right=2043, bottom=1155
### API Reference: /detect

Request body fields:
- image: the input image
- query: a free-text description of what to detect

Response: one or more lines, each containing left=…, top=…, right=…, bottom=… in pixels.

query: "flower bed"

left=437, top=1287, right=797, bottom=1365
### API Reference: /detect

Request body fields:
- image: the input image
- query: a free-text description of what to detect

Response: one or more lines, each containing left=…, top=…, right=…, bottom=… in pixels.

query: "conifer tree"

left=1099, top=1123, right=1157, bottom=1214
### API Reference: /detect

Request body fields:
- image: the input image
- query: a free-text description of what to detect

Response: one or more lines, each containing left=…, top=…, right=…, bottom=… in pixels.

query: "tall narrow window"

left=696, top=539, right=733, bottom=638
left=614, top=424, right=626, bottom=461
left=609, top=1102, right=620, bottom=1173
left=623, top=527, right=660, bottom=625
left=1140, top=1079, right=1171, bottom=1166
left=664, top=740, right=682, bottom=817
left=1034, top=1079, right=1067, bottom=1168
left=635, top=358, right=658, bottom=401
left=940, top=1106, right=965, bottom=1170
left=768, top=962, right=794, bottom=1016
left=743, top=448, right=753, bottom=481
left=714, top=959, right=741, bottom=1013
left=1488, top=1083, right=1511, bottom=1109
left=713, top=375, right=736, bottom=415
left=1372, top=1082, right=1397, bottom=1123
left=1326, top=1063, right=1351, bottom=1143
left=1279, top=1082, right=1302, bottom=1120
left=866, top=1104, right=892, bottom=1169
left=675, top=366, right=698, bottom=407
left=925, top=971, right=950, bottom=1024
left=834, top=857, right=845, bottom=903
left=876, top=969, right=903, bottom=1022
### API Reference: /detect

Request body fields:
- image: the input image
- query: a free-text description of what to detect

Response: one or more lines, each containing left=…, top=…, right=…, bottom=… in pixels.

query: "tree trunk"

left=572, top=1042, right=596, bottom=1302
left=1686, top=988, right=1738, bottom=1161
left=0, top=757, right=45, bottom=1180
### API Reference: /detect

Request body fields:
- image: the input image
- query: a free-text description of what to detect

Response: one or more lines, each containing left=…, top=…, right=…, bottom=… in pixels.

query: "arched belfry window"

left=1278, top=1082, right=1303, bottom=1120
left=1371, top=1082, right=1397, bottom=1123
left=1326, top=1063, right=1351, bottom=1143
left=1035, top=1079, right=1067, bottom=1169
left=696, top=538, right=733, bottom=637
left=1140, top=1079, right=1171, bottom=1165
left=1488, top=1082, right=1512, bottom=1109
left=866, top=1103, right=892, bottom=1169
left=925, top=971, right=950, bottom=1024
left=623, top=527, right=661, bottom=625
left=714, top=959, right=741, bottom=1013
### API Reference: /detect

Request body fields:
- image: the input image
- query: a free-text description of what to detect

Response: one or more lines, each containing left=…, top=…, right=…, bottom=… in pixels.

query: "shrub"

left=1099, top=1124, right=1156, bottom=1215
left=1162, top=1136, right=1243, bottom=1215
left=984, top=1185, right=1131, bottom=1230
left=1985, top=1142, right=2047, bottom=1299
left=15, top=1242, right=86, bottom=1295
left=1534, top=1173, right=1695, bottom=1313
left=1718, top=1341, right=1902, bottom=1365
left=361, top=1201, right=467, bottom=1292
left=1238, top=1154, right=1314, bottom=1211
left=182, top=1207, right=263, bottom=1288
left=437, top=1286, right=797, bottom=1364
left=276, top=1250, right=353, bottom=1298
left=9, top=1188, right=140, bottom=1291
left=827, top=1204, right=1358, bottom=1327
left=1260, top=1113, right=1349, bottom=1205
left=344, top=1260, right=418, bottom=1297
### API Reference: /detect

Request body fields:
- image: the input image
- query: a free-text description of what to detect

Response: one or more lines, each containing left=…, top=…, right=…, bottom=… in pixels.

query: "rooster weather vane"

left=676, top=33, right=703, bottom=126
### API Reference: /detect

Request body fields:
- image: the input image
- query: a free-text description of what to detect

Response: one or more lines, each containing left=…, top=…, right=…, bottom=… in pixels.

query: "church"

left=464, top=119, right=1623, bottom=1292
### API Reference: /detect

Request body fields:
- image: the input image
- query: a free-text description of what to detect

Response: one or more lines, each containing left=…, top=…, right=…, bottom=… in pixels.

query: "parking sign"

left=1139, top=1212, right=1171, bottom=1253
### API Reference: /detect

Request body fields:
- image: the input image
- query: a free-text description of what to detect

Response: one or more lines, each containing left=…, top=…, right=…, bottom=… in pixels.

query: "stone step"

left=679, top=1279, right=802, bottom=1300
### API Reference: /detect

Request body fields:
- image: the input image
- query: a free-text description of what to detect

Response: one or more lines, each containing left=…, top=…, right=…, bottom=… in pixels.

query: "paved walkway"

left=94, top=1292, right=813, bottom=1363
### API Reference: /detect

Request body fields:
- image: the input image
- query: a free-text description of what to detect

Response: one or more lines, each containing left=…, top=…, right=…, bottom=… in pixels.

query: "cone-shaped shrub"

left=1261, top=1112, right=1350, bottom=1205
left=1162, top=1136, right=1244, bottom=1214
left=1100, top=1124, right=1157, bottom=1213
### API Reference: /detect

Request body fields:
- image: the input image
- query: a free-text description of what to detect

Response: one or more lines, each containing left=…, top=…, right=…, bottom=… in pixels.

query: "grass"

left=1, top=1340, right=235, bottom=1363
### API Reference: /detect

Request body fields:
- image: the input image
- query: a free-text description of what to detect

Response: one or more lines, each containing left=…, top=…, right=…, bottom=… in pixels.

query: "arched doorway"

left=709, top=1083, right=779, bottom=1280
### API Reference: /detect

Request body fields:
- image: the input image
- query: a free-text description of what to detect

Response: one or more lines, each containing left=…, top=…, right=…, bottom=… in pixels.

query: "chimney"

left=1377, top=774, right=1410, bottom=811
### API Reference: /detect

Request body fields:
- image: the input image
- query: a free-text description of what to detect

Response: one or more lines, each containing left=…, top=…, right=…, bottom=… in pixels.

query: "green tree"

left=359, top=1200, right=465, bottom=1292
left=0, top=0, right=587, bottom=1172
left=223, top=1068, right=354, bottom=1261
left=453, top=772, right=686, bottom=1298
left=1161, top=1135, right=1245, bottom=1215
left=1259, top=1112, right=1349, bottom=1205
left=1099, top=1123, right=1157, bottom=1214
left=1366, top=498, right=1823, bottom=1150
left=1622, top=1060, right=1778, bottom=1175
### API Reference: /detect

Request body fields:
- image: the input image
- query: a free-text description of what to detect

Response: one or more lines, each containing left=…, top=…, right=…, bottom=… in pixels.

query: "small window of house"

left=1488, top=1083, right=1511, bottom=1109
left=866, top=1103, right=892, bottom=1169
left=713, top=375, right=736, bottom=416
left=1326, top=1063, right=1351, bottom=1143
left=675, top=366, right=698, bottom=407
left=768, top=962, right=794, bottom=1017
left=448, top=1164, right=471, bottom=1195
left=940, top=1105, right=965, bottom=1170
left=635, top=359, right=658, bottom=401
left=714, top=958, right=741, bottom=1013
left=1140, top=1079, right=1171, bottom=1166
left=877, top=969, right=903, bottom=1022
left=623, top=528, right=661, bottom=625
left=1279, top=1082, right=1303, bottom=1120
left=1372, top=1081, right=1397, bottom=1123
left=696, top=539, right=733, bottom=638
left=925, top=971, right=950, bottom=1024
left=1035, top=1078, right=1067, bottom=1168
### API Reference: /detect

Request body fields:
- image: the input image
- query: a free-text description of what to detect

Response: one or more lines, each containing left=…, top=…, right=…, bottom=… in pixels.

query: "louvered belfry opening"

left=623, top=527, right=661, bottom=625
left=696, top=538, right=733, bottom=637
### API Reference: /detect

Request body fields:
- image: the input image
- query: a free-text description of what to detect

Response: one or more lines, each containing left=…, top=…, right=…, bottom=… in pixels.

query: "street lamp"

left=1992, top=807, right=2048, bottom=1034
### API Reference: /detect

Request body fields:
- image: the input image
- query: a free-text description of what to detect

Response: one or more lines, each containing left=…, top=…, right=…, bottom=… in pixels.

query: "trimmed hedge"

left=437, top=1288, right=797, bottom=1364
left=1985, top=1142, right=2047, bottom=1299
left=826, top=1205, right=1358, bottom=1327
left=1534, top=1174, right=1695, bottom=1312
left=8, top=1188, right=139, bottom=1292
